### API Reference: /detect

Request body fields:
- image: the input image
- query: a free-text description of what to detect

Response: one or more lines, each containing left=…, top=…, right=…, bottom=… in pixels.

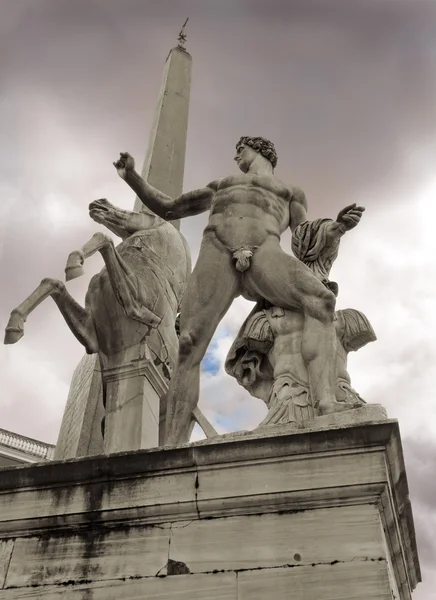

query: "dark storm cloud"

left=2, top=0, right=435, bottom=208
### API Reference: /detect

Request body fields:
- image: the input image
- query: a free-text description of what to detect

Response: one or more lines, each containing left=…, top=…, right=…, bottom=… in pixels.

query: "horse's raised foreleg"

left=65, top=233, right=127, bottom=281
left=4, top=278, right=98, bottom=353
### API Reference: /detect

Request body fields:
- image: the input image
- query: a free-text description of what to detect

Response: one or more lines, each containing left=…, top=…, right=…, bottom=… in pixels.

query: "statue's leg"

left=4, top=278, right=98, bottom=353
left=165, top=237, right=240, bottom=445
left=247, top=241, right=346, bottom=414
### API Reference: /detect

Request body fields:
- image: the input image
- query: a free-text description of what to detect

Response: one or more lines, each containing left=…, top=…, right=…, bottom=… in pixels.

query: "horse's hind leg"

left=4, top=278, right=98, bottom=353
left=5, top=278, right=62, bottom=344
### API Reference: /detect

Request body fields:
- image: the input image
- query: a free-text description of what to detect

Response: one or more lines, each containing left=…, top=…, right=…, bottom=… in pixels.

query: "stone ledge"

left=0, top=404, right=393, bottom=490
left=0, top=410, right=421, bottom=596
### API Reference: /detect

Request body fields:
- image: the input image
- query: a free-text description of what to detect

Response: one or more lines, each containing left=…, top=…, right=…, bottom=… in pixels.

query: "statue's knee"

left=307, top=289, right=336, bottom=322
left=179, top=331, right=201, bottom=363
left=322, top=289, right=336, bottom=315
left=178, top=332, right=196, bottom=359
left=93, top=232, right=112, bottom=247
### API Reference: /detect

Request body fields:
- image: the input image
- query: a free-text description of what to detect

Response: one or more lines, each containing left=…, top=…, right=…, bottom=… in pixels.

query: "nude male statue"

left=114, top=137, right=364, bottom=444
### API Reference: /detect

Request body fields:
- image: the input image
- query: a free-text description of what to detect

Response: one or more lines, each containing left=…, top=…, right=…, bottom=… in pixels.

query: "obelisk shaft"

left=134, top=46, right=192, bottom=229
left=55, top=45, right=192, bottom=459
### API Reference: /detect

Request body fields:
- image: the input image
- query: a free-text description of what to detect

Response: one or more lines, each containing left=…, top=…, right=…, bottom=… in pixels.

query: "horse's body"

left=84, top=223, right=190, bottom=374
left=5, top=199, right=195, bottom=449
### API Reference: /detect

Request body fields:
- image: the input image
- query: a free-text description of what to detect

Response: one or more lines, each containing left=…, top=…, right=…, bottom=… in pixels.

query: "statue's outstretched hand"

left=113, top=152, right=135, bottom=180
left=336, top=203, right=365, bottom=231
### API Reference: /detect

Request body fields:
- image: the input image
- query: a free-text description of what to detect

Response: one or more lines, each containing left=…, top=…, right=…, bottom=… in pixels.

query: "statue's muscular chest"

left=212, top=173, right=290, bottom=225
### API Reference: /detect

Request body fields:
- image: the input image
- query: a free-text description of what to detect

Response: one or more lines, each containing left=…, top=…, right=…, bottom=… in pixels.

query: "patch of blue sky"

left=201, top=351, right=220, bottom=376
left=200, top=324, right=232, bottom=376
left=211, top=405, right=252, bottom=433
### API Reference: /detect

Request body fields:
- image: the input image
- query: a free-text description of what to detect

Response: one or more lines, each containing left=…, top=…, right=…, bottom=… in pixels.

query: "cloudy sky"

left=1, top=0, right=435, bottom=596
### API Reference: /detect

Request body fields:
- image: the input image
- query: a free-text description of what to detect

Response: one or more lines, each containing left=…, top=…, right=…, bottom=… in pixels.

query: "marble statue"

left=4, top=198, right=191, bottom=446
left=113, top=137, right=365, bottom=444
left=225, top=306, right=376, bottom=426
left=225, top=215, right=376, bottom=426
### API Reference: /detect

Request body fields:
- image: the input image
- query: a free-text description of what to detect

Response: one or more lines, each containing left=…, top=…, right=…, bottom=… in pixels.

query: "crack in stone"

left=2, top=539, right=15, bottom=589
left=193, top=470, right=201, bottom=519
left=5, top=556, right=387, bottom=590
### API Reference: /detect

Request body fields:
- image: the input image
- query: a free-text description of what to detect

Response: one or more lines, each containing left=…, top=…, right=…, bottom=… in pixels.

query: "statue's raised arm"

left=113, top=152, right=216, bottom=220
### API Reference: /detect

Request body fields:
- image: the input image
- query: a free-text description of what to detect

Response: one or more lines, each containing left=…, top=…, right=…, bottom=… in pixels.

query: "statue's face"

left=234, top=143, right=258, bottom=173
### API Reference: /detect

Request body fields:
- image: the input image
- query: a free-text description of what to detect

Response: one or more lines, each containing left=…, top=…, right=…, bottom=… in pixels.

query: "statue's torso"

left=205, top=173, right=292, bottom=248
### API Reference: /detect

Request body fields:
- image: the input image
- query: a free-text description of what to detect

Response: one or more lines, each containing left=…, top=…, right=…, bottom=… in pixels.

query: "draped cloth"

left=291, top=218, right=341, bottom=295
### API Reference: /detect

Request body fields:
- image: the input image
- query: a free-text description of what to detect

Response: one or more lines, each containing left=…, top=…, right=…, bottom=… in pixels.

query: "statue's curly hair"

left=236, top=136, right=278, bottom=169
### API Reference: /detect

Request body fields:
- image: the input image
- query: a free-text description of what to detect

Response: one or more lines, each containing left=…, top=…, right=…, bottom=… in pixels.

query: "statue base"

left=0, top=406, right=420, bottom=599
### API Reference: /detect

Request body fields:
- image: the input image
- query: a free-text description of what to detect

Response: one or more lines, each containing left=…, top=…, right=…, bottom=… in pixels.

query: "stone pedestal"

left=0, top=406, right=421, bottom=599
left=102, top=345, right=168, bottom=454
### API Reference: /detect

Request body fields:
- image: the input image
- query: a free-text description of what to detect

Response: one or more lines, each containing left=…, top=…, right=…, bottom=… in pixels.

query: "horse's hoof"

left=4, top=327, right=24, bottom=345
left=65, top=265, right=85, bottom=281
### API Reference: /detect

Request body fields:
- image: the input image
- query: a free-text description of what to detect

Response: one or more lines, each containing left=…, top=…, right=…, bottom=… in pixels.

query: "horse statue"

left=4, top=198, right=215, bottom=450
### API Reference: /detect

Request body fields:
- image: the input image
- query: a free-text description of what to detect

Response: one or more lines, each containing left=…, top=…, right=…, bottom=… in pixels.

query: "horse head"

left=89, top=198, right=162, bottom=240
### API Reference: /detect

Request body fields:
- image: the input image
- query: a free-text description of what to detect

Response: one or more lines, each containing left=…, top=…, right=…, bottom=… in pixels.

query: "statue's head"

left=89, top=198, right=158, bottom=239
left=235, top=136, right=278, bottom=173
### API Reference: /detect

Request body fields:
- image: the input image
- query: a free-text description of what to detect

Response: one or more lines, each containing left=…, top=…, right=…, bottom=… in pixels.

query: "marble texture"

left=226, top=306, right=376, bottom=426
left=0, top=415, right=421, bottom=599
left=117, top=136, right=366, bottom=444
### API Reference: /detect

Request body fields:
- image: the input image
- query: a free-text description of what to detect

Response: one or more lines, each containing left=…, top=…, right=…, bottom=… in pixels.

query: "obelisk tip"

left=177, top=17, right=189, bottom=48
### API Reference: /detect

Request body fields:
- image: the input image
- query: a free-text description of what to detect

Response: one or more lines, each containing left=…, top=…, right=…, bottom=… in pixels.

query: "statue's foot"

left=4, top=312, right=24, bottom=345
left=318, top=401, right=361, bottom=416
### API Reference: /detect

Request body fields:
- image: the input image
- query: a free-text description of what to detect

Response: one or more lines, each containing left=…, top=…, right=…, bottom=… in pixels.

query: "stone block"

left=169, top=505, right=384, bottom=573
left=237, top=561, right=392, bottom=599
left=0, top=539, right=14, bottom=588
left=1, top=572, right=237, bottom=599
left=0, top=416, right=421, bottom=598
left=6, top=525, right=170, bottom=588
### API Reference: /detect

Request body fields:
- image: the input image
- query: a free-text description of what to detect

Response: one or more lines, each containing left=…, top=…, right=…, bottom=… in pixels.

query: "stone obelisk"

left=54, top=30, right=192, bottom=459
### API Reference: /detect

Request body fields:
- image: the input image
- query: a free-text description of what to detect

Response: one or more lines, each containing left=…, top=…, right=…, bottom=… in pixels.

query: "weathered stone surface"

left=169, top=505, right=383, bottom=573
left=1, top=572, right=238, bottom=599
left=6, top=526, right=170, bottom=588
left=208, top=403, right=388, bottom=442
left=0, top=418, right=421, bottom=599
left=237, top=562, right=392, bottom=600
left=0, top=539, right=14, bottom=588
